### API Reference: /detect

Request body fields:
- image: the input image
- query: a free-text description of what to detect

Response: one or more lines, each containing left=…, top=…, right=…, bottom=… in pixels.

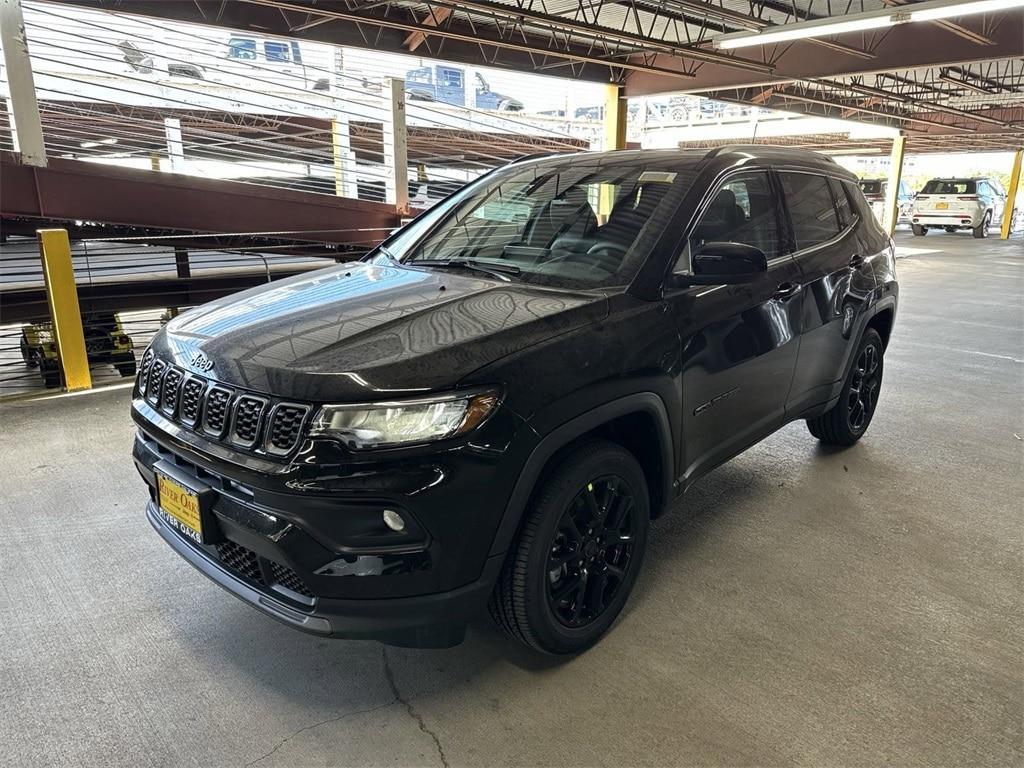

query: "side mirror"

left=690, top=241, right=768, bottom=284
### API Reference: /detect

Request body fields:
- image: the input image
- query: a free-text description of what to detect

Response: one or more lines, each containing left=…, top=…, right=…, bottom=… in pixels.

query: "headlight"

left=310, top=390, right=500, bottom=449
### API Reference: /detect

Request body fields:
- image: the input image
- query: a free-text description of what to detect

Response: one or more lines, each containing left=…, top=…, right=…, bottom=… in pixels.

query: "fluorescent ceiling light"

left=716, top=16, right=895, bottom=48
left=713, top=0, right=1024, bottom=49
left=910, top=0, right=1024, bottom=21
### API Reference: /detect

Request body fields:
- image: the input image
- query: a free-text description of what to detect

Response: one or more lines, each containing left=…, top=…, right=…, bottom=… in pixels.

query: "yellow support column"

left=599, top=84, right=627, bottom=218
left=37, top=228, right=91, bottom=391
left=883, top=135, right=906, bottom=236
left=602, top=83, right=627, bottom=152
left=1000, top=149, right=1022, bottom=240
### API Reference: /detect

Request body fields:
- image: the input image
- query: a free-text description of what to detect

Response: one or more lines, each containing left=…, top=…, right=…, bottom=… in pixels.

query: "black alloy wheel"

left=545, top=476, right=638, bottom=628
left=806, top=327, right=884, bottom=446
left=489, top=440, right=649, bottom=654
left=846, top=342, right=881, bottom=434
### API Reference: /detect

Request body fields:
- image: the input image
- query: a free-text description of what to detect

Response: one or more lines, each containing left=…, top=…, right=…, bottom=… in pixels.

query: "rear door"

left=671, top=170, right=802, bottom=484
left=783, top=172, right=876, bottom=413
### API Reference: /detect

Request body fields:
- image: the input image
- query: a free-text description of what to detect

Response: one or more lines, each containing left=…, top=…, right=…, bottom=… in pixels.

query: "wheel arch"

left=488, top=393, right=674, bottom=558
left=866, top=305, right=895, bottom=350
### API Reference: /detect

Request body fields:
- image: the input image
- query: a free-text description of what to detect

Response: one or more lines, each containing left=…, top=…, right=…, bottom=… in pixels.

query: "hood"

left=153, top=262, right=607, bottom=402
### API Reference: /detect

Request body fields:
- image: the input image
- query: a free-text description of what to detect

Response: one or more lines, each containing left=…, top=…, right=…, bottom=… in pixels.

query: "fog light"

left=382, top=509, right=405, bottom=532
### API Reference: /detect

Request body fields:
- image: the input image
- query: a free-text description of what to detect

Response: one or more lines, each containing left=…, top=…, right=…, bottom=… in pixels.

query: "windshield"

left=859, top=180, right=883, bottom=195
left=922, top=179, right=976, bottom=195
left=393, top=158, right=694, bottom=290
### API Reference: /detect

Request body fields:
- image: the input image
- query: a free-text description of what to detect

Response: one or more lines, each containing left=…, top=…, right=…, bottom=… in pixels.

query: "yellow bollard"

left=37, top=228, right=91, bottom=391
left=1000, top=149, right=1022, bottom=240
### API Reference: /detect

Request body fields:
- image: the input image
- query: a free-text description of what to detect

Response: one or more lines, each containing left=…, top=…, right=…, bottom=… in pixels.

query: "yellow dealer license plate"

left=157, top=473, right=204, bottom=543
left=935, top=202, right=949, bottom=210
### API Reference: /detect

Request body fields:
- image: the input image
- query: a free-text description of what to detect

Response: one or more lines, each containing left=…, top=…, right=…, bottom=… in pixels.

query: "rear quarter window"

left=779, top=172, right=841, bottom=250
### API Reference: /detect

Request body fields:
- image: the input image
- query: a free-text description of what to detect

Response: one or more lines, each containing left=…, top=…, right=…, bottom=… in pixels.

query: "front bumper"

left=147, top=501, right=502, bottom=647
left=132, top=396, right=533, bottom=647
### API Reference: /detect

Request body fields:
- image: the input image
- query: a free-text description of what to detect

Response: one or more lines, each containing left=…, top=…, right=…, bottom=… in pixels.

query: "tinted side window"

left=780, top=172, right=841, bottom=249
left=688, top=172, right=782, bottom=261
left=828, top=177, right=853, bottom=227
left=228, top=38, right=257, bottom=60
left=844, top=181, right=873, bottom=221
left=264, top=41, right=290, bottom=61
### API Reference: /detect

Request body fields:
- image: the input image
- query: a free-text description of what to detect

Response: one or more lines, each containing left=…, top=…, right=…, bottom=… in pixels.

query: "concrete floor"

left=1, top=231, right=1021, bottom=767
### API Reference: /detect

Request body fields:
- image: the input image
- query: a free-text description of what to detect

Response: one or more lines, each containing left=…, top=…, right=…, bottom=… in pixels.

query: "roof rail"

left=702, top=145, right=839, bottom=163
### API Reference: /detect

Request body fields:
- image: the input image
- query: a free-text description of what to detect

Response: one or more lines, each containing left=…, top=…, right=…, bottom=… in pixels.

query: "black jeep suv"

left=132, top=146, right=897, bottom=654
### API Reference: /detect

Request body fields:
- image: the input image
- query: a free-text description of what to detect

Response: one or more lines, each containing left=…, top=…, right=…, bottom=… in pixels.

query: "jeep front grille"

left=146, top=359, right=167, bottom=406
left=267, top=404, right=310, bottom=454
left=203, top=386, right=232, bottom=436
left=138, top=348, right=154, bottom=395
left=160, top=368, right=183, bottom=416
left=231, top=396, right=266, bottom=448
left=139, top=355, right=311, bottom=457
left=179, top=378, right=205, bottom=426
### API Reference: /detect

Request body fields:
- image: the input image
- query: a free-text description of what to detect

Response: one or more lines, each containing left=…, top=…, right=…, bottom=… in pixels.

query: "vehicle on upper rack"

left=22, top=313, right=136, bottom=388
left=405, top=65, right=523, bottom=111
left=132, top=145, right=898, bottom=654
left=910, top=177, right=1010, bottom=238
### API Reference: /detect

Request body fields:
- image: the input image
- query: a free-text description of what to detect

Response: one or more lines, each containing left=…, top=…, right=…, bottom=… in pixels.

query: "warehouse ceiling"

left=51, top=1, right=1024, bottom=149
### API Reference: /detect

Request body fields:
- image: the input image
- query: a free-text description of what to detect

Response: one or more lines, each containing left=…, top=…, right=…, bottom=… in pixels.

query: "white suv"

left=910, top=178, right=1006, bottom=238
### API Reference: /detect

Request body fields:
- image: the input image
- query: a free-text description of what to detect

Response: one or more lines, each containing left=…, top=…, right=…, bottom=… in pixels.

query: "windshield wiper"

left=407, top=258, right=521, bottom=281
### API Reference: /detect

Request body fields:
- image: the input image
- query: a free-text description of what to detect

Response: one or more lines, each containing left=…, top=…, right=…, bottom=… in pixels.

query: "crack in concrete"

left=381, top=646, right=450, bottom=768
left=244, top=699, right=397, bottom=767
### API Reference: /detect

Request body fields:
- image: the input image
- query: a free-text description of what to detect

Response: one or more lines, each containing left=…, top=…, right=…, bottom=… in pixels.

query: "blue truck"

left=405, top=65, right=523, bottom=111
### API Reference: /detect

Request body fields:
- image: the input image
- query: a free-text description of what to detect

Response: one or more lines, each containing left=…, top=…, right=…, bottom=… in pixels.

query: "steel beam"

left=625, top=15, right=1024, bottom=95
left=0, top=152, right=401, bottom=245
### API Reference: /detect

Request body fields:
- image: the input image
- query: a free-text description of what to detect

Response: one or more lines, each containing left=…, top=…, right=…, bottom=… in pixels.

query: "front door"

left=669, top=170, right=802, bottom=486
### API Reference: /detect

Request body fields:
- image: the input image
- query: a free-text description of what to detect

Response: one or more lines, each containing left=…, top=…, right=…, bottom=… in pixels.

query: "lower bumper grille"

left=214, top=540, right=313, bottom=598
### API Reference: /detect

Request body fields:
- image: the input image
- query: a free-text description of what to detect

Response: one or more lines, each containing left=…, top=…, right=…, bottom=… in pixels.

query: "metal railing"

left=0, top=227, right=377, bottom=397
left=1, top=1, right=588, bottom=209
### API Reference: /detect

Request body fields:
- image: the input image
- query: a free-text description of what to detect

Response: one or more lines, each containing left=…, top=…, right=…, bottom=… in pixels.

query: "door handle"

left=849, top=254, right=865, bottom=268
left=773, top=282, right=801, bottom=300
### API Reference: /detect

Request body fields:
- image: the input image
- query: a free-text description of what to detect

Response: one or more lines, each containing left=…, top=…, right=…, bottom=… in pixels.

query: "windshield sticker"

left=639, top=171, right=677, bottom=184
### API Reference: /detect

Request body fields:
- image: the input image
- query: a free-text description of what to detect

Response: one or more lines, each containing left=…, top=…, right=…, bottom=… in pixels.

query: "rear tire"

left=944, top=226, right=958, bottom=233
left=41, top=362, right=61, bottom=389
left=489, top=440, right=649, bottom=655
left=807, top=328, right=884, bottom=447
left=911, top=224, right=928, bottom=236
left=19, top=333, right=38, bottom=368
left=115, top=360, right=137, bottom=378
left=972, top=211, right=991, bottom=239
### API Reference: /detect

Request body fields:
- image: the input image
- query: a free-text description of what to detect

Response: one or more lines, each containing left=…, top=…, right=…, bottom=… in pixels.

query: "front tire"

left=489, top=440, right=649, bottom=654
left=972, top=211, right=991, bottom=239
left=911, top=224, right=928, bottom=236
left=807, top=328, right=884, bottom=446
left=944, top=226, right=958, bottom=233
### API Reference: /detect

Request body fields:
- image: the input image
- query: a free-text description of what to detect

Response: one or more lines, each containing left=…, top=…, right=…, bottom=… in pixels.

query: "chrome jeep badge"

left=190, top=352, right=215, bottom=373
